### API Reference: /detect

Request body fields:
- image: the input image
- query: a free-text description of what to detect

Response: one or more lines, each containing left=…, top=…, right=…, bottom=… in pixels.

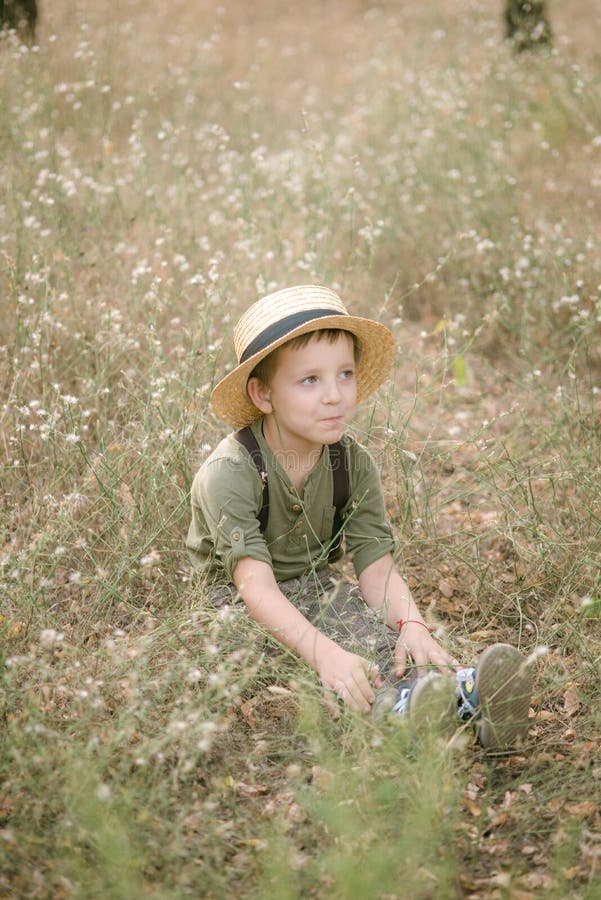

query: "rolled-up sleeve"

left=186, top=450, right=272, bottom=582
left=343, top=442, right=395, bottom=577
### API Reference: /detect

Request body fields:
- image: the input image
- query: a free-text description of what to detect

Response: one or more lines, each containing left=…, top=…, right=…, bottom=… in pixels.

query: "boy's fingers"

left=367, top=661, right=383, bottom=688
left=424, top=645, right=459, bottom=673
left=333, top=678, right=371, bottom=713
left=350, top=665, right=377, bottom=711
left=328, top=657, right=382, bottom=713
left=435, top=652, right=460, bottom=673
left=394, top=642, right=409, bottom=677
left=322, top=689, right=342, bottom=719
left=395, top=633, right=458, bottom=677
left=353, top=671, right=375, bottom=710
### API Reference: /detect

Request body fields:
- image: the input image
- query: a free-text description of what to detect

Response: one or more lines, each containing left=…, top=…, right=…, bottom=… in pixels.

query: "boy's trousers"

left=208, top=567, right=401, bottom=681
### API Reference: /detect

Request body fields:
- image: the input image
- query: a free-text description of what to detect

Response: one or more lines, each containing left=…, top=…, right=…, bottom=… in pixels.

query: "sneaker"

left=374, top=672, right=457, bottom=734
left=407, top=672, right=458, bottom=734
left=471, top=643, right=534, bottom=751
left=456, top=666, right=480, bottom=723
left=371, top=684, right=403, bottom=722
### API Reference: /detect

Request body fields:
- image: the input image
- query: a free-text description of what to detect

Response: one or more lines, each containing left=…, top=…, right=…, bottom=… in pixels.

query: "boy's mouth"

left=320, top=415, right=345, bottom=426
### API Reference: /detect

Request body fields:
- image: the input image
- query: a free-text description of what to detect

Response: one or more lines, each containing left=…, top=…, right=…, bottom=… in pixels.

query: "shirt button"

left=291, top=503, right=301, bottom=512
left=232, top=531, right=240, bottom=541
left=295, top=522, right=302, bottom=530
left=288, top=485, right=295, bottom=494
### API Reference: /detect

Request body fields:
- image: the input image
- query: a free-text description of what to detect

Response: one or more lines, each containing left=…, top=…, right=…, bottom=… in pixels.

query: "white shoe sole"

left=475, top=644, right=533, bottom=751
left=409, top=672, right=457, bottom=734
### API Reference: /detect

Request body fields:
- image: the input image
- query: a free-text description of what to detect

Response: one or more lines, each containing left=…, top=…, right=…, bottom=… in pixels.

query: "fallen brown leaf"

left=563, top=686, right=581, bottom=718
left=465, top=798, right=482, bottom=817
left=521, top=872, right=555, bottom=890
left=469, top=629, right=498, bottom=641
left=438, top=578, right=455, bottom=598
left=566, top=800, right=597, bottom=817
left=235, top=781, right=268, bottom=796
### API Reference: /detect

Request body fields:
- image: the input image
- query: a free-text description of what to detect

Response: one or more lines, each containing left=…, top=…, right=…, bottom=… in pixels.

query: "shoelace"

left=391, top=687, right=412, bottom=715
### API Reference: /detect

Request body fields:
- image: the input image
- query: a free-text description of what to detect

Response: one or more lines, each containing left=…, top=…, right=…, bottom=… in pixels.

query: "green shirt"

left=186, top=418, right=395, bottom=583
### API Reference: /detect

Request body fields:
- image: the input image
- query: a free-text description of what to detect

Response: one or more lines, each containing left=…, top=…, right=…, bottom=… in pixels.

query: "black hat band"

left=239, top=308, right=347, bottom=364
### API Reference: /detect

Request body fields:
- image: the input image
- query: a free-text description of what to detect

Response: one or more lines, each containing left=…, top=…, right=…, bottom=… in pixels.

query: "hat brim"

left=210, top=313, right=395, bottom=428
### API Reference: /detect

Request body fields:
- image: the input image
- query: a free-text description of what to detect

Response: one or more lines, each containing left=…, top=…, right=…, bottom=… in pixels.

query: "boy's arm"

left=358, top=552, right=457, bottom=676
left=233, top=557, right=382, bottom=712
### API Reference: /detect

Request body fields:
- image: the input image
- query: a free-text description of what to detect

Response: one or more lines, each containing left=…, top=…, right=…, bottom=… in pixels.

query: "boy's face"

left=253, top=331, right=358, bottom=452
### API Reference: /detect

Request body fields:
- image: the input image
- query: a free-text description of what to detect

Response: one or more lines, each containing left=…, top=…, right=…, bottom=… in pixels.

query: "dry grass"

left=1, top=1, right=600, bottom=897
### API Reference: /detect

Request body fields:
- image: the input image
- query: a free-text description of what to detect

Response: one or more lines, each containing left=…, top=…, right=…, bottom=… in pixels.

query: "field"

left=1, top=0, right=600, bottom=896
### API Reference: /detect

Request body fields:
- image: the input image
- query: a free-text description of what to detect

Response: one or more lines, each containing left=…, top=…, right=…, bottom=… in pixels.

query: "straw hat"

left=210, top=285, right=395, bottom=427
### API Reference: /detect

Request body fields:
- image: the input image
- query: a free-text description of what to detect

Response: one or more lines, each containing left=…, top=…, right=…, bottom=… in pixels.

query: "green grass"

left=1, top=0, right=601, bottom=896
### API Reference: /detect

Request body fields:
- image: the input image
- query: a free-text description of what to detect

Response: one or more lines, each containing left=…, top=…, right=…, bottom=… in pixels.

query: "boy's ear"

left=246, top=377, right=273, bottom=413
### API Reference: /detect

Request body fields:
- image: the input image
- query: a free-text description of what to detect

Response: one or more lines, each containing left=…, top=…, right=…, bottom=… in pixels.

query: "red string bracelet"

left=397, top=618, right=432, bottom=634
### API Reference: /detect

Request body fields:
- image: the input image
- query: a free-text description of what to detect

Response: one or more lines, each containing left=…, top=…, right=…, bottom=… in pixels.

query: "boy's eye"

left=301, top=375, right=318, bottom=385
left=340, top=369, right=355, bottom=380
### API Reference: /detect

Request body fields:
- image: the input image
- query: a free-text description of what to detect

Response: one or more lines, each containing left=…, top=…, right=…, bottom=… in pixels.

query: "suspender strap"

left=327, top=440, right=348, bottom=556
left=233, top=426, right=349, bottom=558
left=233, top=426, right=269, bottom=532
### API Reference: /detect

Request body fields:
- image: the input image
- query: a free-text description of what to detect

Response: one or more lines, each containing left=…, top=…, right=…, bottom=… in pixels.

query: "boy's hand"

left=316, top=644, right=383, bottom=713
left=394, top=622, right=458, bottom=678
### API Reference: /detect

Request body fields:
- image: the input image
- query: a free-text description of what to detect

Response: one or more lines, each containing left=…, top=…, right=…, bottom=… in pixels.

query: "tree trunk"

left=505, top=0, right=552, bottom=51
left=0, top=0, right=38, bottom=41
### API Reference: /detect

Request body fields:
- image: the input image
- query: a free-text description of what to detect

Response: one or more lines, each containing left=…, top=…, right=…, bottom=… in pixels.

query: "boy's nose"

left=323, top=378, right=342, bottom=402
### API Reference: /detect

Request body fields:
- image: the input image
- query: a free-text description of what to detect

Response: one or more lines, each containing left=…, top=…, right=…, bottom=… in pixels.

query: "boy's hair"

left=249, top=328, right=362, bottom=386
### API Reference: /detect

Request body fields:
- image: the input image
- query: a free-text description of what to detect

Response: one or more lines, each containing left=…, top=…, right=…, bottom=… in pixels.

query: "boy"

left=187, top=285, right=533, bottom=748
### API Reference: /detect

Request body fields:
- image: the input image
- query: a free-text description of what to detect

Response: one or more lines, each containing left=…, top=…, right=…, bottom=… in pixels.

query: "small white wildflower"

left=168, top=720, right=188, bottom=734
left=526, top=646, right=549, bottom=666
left=559, top=294, right=580, bottom=306
left=40, top=628, right=64, bottom=648
left=6, top=656, right=24, bottom=668
left=96, top=783, right=111, bottom=801
left=200, top=721, right=218, bottom=735
left=187, top=668, right=203, bottom=684
left=140, top=550, right=161, bottom=568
